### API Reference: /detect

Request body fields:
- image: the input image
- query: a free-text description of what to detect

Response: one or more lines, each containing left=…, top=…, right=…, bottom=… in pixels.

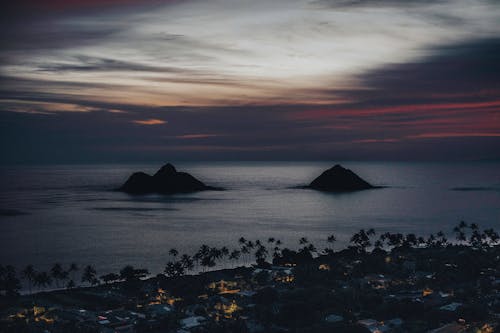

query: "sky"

left=1, top=0, right=499, bottom=163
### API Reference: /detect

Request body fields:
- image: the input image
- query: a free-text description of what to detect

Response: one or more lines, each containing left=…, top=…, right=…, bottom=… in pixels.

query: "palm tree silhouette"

left=66, top=279, right=76, bottom=289
left=81, top=265, right=98, bottom=286
left=1, top=265, right=21, bottom=297
left=169, top=248, right=179, bottom=257
left=50, top=263, right=68, bottom=288
left=68, top=263, right=79, bottom=286
left=326, top=234, right=337, bottom=253
left=255, top=245, right=268, bottom=263
left=180, top=254, right=194, bottom=272
left=34, top=271, right=52, bottom=291
left=21, top=265, right=36, bottom=295
left=229, top=250, right=241, bottom=268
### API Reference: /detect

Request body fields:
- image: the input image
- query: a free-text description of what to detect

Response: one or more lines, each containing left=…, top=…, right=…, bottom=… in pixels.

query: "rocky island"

left=308, top=164, right=375, bottom=192
left=119, top=163, right=221, bottom=194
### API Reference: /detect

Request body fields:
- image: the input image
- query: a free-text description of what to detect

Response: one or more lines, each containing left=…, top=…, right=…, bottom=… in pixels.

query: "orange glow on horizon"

left=132, top=118, right=167, bottom=125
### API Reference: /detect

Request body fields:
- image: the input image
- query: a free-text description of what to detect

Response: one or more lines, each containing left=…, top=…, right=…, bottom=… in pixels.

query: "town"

left=1, top=222, right=499, bottom=333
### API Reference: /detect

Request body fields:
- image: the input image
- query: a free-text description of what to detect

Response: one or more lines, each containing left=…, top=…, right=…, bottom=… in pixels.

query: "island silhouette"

left=119, top=163, right=221, bottom=194
left=308, top=164, right=374, bottom=192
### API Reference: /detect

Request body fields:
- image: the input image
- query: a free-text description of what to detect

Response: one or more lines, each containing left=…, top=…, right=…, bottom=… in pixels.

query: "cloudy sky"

left=1, top=0, right=499, bottom=163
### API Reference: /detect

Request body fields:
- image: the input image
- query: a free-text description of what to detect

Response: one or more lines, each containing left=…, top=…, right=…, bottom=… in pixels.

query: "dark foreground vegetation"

left=1, top=222, right=499, bottom=332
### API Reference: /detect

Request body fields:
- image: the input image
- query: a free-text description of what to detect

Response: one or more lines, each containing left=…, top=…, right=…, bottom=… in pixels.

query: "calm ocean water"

left=0, top=161, right=499, bottom=275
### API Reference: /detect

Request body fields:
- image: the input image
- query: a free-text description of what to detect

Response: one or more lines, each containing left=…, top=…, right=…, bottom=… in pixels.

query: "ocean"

left=0, top=161, right=499, bottom=275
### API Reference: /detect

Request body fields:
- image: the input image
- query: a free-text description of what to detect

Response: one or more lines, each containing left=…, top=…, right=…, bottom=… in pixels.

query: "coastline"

left=2, top=225, right=499, bottom=333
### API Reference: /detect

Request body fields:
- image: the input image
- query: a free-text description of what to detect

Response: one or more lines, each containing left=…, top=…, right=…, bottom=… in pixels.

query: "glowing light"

left=214, top=300, right=241, bottom=319
left=422, top=288, right=433, bottom=297
left=208, top=280, right=240, bottom=294
left=132, top=119, right=167, bottom=125
left=477, top=324, right=494, bottom=333
left=275, top=274, right=294, bottom=283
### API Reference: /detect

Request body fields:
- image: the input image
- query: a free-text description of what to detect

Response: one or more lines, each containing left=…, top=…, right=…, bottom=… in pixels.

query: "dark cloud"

left=306, top=38, right=500, bottom=109
left=356, top=38, right=500, bottom=104
left=0, top=6, right=499, bottom=163
left=0, top=18, right=123, bottom=54
left=311, top=0, right=447, bottom=8
left=0, top=1, right=175, bottom=54
left=1, top=100, right=499, bottom=163
left=34, top=56, right=194, bottom=74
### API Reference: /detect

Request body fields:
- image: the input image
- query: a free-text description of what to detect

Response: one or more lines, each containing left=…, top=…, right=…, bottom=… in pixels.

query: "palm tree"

left=100, top=273, right=120, bottom=285
left=68, top=263, right=78, bottom=285
left=386, top=233, right=403, bottom=248
left=241, top=245, right=250, bottom=263
left=327, top=234, right=337, bottom=253
left=180, top=254, right=194, bottom=272
left=211, top=247, right=223, bottom=267
left=198, top=247, right=220, bottom=272
left=404, top=233, right=418, bottom=248
left=454, top=226, right=467, bottom=244
left=229, top=250, right=241, bottom=268
left=194, top=244, right=210, bottom=271
left=436, top=231, right=448, bottom=247
left=255, top=245, right=268, bottom=262
left=50, top=263, right=68, bottom=288
left=21, top=265, right=36, bottom=295
left=470, top=229, right=483, bottom=247
left=0, top=265, right=21, bottom=297
left=220, top=246, right=230, bottom=258
left=272, top=246, right=282, bottom=261
left=350, top=229, right=372, bottom=252
left=427, top=234, right=436, bottom=247
left=120, top=265, right=149, bottom=282
left=164, top=262, right=176, bottom=277
left=164, top=262, right=184, bottom=277
left=66, top=279, right=76, bottom=289
left=34, top=271, right=52, bottom=291
left=81, top=265, right=98, bottom=286
left=307, top=243, right=317, bottom=254
left=483, top=228, right=500, bottom=246
left=169, top=248, right=179, bottom=258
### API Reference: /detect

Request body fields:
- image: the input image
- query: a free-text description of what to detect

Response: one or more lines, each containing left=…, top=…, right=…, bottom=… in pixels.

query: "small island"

left=308, top=164, right=374, bottom=192
left=119, top=163, right=221, bottom=194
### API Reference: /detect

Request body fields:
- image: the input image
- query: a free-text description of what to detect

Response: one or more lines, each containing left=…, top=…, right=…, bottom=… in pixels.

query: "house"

left=439, top=302, right=463, bottom=312
left=357, top=318, right=403, bottom=333
left=144, top=304, right=173, bottom=318
left=428, top=323, right=466, bottom=333
left=325, top=314, right=343, bottom=323
left=179, top=316, right=206, bottom=329
left=237, top=290, right=256, bottom=297
left=357, top=319, right=380, bottom=332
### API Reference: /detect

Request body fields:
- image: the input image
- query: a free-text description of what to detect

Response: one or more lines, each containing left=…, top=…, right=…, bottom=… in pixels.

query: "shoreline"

left=2, top=224, right=499, bottom=332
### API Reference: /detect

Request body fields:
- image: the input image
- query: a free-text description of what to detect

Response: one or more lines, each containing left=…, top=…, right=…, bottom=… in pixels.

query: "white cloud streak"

left=1, top=0, right=500, bottom=107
